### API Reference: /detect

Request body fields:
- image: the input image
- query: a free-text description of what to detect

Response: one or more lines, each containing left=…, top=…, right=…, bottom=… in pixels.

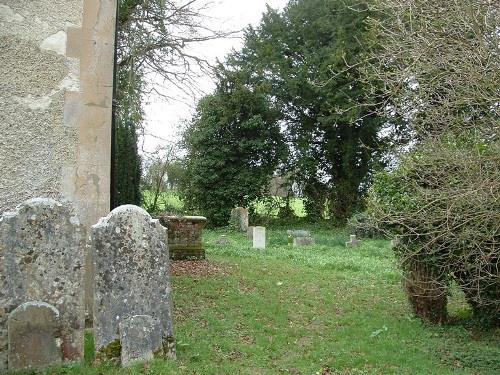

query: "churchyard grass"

left=13, top=226, right=499, bottom=374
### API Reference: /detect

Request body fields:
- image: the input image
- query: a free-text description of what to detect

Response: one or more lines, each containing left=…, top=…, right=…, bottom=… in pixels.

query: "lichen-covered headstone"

left=0, top=198, right=85, bottom=370
left=8, top=301, right=62, bottom=370
left=119, top=315, right=162, bottom=367
left=230, top=207, right=249, bottom=232
left=92, top=205, right=175, bottom=361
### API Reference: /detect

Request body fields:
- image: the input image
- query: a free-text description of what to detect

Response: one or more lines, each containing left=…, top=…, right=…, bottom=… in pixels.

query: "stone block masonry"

left=92, top=205, right=175, bottom=364
left=160, top=215, right=207, bottom=260
left=0, top=199, right=85, bottom=370
left=0, top=0, right=118, bottom=320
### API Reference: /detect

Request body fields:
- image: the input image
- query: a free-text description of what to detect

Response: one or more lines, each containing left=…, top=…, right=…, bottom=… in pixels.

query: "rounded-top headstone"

left=0, top=198, right=85, bottom=370
left=91, top=205, right=174, bottom=356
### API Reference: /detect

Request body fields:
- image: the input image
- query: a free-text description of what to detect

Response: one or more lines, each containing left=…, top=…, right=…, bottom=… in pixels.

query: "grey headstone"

left=119, top=315, right=162, bottom=367
left=92, top=205, right=174, bottom=359
left=0, top=198, right=85, bottom=370
left=391, top=237, right=401, bottom=248
left=293, top=236, right=315, bottom=247
left=8, top=301, right=62, bottom=370
left=216, top=234, right=231, bottom=246
left=346, top=234, right=361, bottom=248
left=247, top=226, right=254, bottom=240
left=253, top=227, right=266, bottom=249
left=287, top=230, right=311, bottom=238
left=230, top=207, right=249, bottom=232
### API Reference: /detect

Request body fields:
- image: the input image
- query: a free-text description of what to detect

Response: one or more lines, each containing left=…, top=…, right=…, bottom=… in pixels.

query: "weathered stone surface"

left=8, top=301, right=62, bottom=370
left=293, top=237, right=315, bottom=247
left=0, top=198, right=85, bottom=370
left=92, top=205, right=174, bottom=357
left=119, top=315, right=162, bottom=367
left=159, top=215, right=206, bottom=260
left=216, top=235, right=231, bottom=246
left=247, top=226, right=254, bottom=240
left=346, top=234, right=361, bottom=248
left=253, top=227, right=266, bottom=249
left=230, top=207, right=249, bottom=232
left=287, top=230, right=311, bottom=238
left=287, top=230, right=315, bottom=247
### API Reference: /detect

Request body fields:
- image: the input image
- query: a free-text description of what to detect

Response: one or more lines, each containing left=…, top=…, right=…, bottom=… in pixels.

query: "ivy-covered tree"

left=224, top=0, right=387, bottom=223
left=181, top=70, right=287, bottom=226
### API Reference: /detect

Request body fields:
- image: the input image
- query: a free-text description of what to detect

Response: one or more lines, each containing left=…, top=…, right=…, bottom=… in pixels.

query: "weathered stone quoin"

left=92, top=205, right=175, bottom=362
left=0, top=199, right=85, bottom=370
left=0, top=0, right=118, bottom=318
left=160, top=215, right=207, bottom=260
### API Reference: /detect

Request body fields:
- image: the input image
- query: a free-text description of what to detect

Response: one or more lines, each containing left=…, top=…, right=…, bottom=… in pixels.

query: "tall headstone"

left=0, top=198, right=85, bottom=370
left=92, top=205, right=175, bottom=362
left=253, top=227, right=266, bottom=249
left=8, top=301, right=62, bottom=370
left=247, top=226, right=255, bottom=240
left=230, top=207, right=249, bottom=232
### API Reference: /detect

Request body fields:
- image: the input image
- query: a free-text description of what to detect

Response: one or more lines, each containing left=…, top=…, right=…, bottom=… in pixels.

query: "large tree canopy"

left=181, top=70, right=286, bottom=226
left=221, top=0, right=388, bottom=222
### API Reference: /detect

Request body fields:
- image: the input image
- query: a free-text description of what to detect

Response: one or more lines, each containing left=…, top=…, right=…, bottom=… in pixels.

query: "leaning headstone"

left=287, top=230, right=315, bottom=246
left=253, top=227, right=266, bottom=249
left=8, top=301, right=62, bottom=370
left=346, top=234, right=361, bottom=248
left=247, top=226, right=254, bottom=240
left=119, top=315, right=162, bottom=367
left=92, top=205, right=175, bottom=363
left=0, top=198, right=85, bottom=370
left=230, top=207, right=249, bottom=232
left=159, top=215, right=207, bottom=260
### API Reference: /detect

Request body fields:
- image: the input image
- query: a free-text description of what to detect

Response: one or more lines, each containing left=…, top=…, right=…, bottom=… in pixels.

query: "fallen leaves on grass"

left=171, top=260, right=234, bottom=277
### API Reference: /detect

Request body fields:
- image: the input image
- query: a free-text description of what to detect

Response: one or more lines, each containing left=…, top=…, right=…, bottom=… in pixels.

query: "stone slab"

left=247, top=226, right=254, bottom=240
left=92, top=205, right=174, bottom=358
left=119, top=315, right=162, bottom=367
left=287, top=230, right=311, bottom=238
left=8, top=301, right=62, bottom=370
left=293, top=237, right=315, bottom=246
left=0, top=198, right=85, bottom=369
left=253, top=227, right=266, bottom=249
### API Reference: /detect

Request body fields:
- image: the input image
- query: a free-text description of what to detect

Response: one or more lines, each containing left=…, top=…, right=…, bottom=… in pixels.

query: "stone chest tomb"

left=159, top=215, right=207, bottom=260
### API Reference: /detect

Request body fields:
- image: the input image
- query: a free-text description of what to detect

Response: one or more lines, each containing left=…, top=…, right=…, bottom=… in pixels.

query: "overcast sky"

left=140, top=0, right=289, bottom=153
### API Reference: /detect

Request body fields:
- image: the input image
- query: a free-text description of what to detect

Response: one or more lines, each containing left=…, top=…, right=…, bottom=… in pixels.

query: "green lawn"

left=12, top=227, right=499, bottom=374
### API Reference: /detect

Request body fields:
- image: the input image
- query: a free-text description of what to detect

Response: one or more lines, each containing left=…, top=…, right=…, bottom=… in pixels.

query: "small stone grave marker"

left=345, top=234, right=361, bottom=248
left=253, top=227, right=266, bottom=249
left=8, top=301, right=62, bottom=370
left=287, top=230, right=315, bottom=246
left=119, top=315, right=162, bottom=367
left=92, top=205, right=175, bottom=364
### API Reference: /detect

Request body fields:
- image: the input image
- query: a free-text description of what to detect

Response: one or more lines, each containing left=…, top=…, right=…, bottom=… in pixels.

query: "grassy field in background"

left=12, top=227, right=499, bottom=375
